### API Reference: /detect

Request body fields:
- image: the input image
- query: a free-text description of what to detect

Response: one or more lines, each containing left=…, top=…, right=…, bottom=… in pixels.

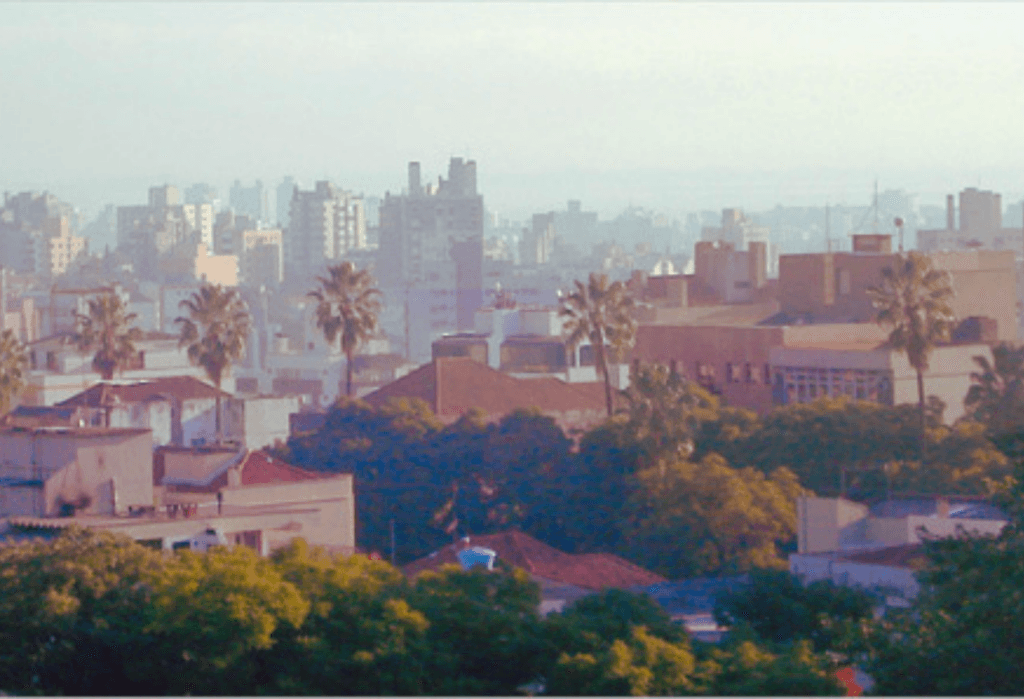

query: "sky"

left=2, top=2, right=1023, bottom=220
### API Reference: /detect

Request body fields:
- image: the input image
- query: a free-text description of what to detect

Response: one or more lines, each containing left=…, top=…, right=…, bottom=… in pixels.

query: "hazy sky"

left=2, top=3, right=1023, bottom=217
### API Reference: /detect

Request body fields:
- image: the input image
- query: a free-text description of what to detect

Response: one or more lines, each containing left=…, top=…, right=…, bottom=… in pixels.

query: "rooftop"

left=362, top=357, right=606, bottom=420
left=403, top=529, right=666, bottom=591
left=58, top=376, right=231, bottom=407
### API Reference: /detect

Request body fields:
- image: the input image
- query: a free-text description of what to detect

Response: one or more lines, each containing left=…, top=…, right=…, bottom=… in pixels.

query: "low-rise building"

left=362, top=357, right=608, bottom=432
left=0, top=426, right=154, bottom=518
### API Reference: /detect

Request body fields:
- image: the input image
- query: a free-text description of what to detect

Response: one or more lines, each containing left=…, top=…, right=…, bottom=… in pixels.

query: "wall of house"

left=790, top=553, right=921, bottom=600
left=866, top=515, right=1006, bottom=546
left=218, top=475, right=355, bottom=551
left=797, top=496, right=870, bottom=554
left=0, top=429, right=153, bottom=517
left=107, top=401, right=173, bottom=446
left=240, top=396, right=299, bottom=449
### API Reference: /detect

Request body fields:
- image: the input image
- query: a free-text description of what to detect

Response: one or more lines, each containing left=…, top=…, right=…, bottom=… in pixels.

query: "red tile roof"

left=362, top=358, right=606, bottom=421
left=237, top=450, right=324, bottom=486
left=402, top=529, right=667, bottom=591
left=58, top=376, right=231, bottom=408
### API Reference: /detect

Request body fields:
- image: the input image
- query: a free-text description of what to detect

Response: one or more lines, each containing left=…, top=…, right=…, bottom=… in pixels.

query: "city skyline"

left=2, top=3, right=1024, bottom=219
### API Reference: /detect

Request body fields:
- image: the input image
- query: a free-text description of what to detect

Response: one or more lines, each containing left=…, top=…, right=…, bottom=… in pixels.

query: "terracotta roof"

left=58, top=376, right=231, bottom=407
left=237, top=451, right=324, bottom=486
left=402, top=529, right=667, bottom=591
left=362, top=358, right=606, bottom=420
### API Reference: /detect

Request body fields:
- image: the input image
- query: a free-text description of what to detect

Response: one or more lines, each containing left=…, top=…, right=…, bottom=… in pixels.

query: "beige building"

left=0, top=427, right=154, bottom=518
left=3, top=438, right=355, bottom=556
left=194, top=243, right=239, bottom=287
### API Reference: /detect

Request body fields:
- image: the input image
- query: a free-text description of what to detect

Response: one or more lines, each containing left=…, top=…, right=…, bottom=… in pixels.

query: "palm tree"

left=308, top=261, right=382, bottom=398
left=72, top=292, right=143, bottom=381
left=867, top=251, right=955, bottom=456
left=0, top=329, right=28, bottom=415
left=561, top=272, right=637, bottom=416
left=175, top=283, right=252, bottom=443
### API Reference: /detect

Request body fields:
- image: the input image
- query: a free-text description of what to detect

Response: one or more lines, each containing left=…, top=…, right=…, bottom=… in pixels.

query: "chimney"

left=946, top=194, right=955, bottom=230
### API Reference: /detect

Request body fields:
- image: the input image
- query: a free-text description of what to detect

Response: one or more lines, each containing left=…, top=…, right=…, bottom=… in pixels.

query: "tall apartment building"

left=276, top=176, right=297, bottom=229
left=230, top=179, right=269, bottom=223
left=378, top=158, right=484, bottom=340
left=284, top=181, right=366, bottom=281
left=117, top=185, right=214, bottom=278
left=0, top=192, right=83, bottom=277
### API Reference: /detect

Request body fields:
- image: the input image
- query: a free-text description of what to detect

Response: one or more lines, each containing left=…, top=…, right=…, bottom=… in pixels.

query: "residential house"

left=5, top=443, right=355, bottom=556
left=402, top=529, right=666, bottom=615
left=0, top=426, right=154, bottom=518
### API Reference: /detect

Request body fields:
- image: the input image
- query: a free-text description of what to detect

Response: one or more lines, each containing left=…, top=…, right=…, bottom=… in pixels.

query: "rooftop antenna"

left=826, top=203, right=832, bottom=253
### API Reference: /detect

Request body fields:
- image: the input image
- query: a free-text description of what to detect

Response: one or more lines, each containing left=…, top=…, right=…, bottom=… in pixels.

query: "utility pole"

left=390, top=517, right=396, bottom=566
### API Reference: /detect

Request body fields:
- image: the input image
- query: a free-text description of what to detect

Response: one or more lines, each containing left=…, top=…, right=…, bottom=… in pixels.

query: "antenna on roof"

left=826, top=203, right=831, bottom=254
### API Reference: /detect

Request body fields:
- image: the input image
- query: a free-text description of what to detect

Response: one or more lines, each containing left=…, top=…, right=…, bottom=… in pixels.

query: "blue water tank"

left=457, top=546, right=497, bottom=571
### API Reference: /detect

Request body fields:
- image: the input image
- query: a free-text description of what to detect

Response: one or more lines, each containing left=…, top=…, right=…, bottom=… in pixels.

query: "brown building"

left=362, top=357, right=607, bottom=432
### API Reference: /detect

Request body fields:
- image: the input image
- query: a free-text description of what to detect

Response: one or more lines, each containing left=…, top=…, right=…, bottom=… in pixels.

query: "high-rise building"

left=276, top=176, right=296, bottom=229
left=117, top=186, right=213, bottom=279
left=230, top=180, right=269, bottom=224
left=284, top=181, right=366, bottom=280
left=378, top=157, right=485, bottom=358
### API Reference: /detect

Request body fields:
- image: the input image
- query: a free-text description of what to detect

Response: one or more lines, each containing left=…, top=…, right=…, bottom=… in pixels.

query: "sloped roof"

left=2, top=405, right=82, bottom=428
left=402, top=529, right=666, bottom=591
left=237, top=450, right=325, bottom=486
left=362, top=357, right=606, bottom=420
left=58, top=376, right=231, bottom=408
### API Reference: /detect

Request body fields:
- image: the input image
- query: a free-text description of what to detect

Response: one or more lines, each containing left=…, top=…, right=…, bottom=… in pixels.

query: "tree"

left=175, top=283, right=252, bottom=442
left=0, top=328, right=28, bottom=415
left=308, top=261, right=382, bottom=398
left=144, top=545, right=309, bottom=695
left=72, top=292, right=142, bottom=381
left=561, top=272, right=637, bottom=416
left=621, top=362, right=720, bottom=463
left=964, top=341, right=1024, bottom=458
left=620, top=454, right=804, bottom=578
left=0, top=527, right=164, bottom=695
left=714, top=568, right=875, bottom=653
left=867, top=251, right=955, bottom=457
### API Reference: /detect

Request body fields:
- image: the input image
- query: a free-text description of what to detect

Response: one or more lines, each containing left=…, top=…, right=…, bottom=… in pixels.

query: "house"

left=58, top=377, right=231, bottom=447
left=0, top=426, right=154, bottom=518
left=790, top=495, right=1008, bottom=607
left=5, top=443, right=355, bottom=556
left=402, top=529, right=666, bottom=615
left=20, top=330, right=214, bottom=407
left=362, top=357, right=608, bottom=432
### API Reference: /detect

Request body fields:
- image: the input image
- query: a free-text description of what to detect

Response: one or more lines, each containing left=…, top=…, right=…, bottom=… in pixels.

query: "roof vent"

left=457, top=546, right=497, bottom=571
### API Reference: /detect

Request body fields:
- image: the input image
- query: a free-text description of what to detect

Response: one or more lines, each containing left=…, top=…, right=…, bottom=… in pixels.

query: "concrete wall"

left=866, top=515, right=1006, bottom=546
left=218, top=475, right=355, bottom=551
left=0, top=429, right=153, bottom=517
left=797, top=496, right=870, bottom=554
left=790, top=553, right=921, bottom=600
left=240, top=396, right=299, bottom=449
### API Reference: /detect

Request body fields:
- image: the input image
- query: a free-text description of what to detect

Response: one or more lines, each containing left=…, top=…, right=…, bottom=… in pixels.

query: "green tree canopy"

left=620, top=454, right=804, bottom=578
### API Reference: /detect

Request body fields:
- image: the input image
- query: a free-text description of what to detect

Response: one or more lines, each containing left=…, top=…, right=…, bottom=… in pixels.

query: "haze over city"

left=3, top=2, right=1024, bottom=220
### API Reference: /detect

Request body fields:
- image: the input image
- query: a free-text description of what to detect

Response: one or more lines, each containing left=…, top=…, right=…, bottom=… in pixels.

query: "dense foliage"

left=0, top=529, right=845, bottom=696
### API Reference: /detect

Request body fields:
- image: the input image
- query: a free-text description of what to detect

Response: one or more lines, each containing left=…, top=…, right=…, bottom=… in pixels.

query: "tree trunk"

left=346, top=349, right=354, bottom=398
left=917, top=367, right=926, bottom=463
left=214, top=376, right=222, bottom=444
left=596, top=339, right=614, bottom=417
